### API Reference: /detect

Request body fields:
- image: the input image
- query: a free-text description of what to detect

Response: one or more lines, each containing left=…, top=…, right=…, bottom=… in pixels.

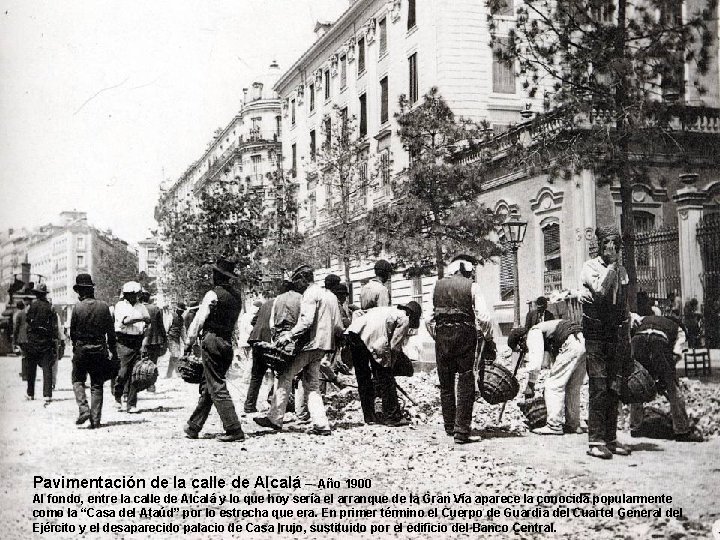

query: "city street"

left=0, top=351, right=718, bottom=539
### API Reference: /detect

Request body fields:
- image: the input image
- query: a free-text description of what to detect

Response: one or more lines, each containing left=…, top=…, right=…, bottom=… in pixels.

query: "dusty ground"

left=0, top=351, right=718, bottom=540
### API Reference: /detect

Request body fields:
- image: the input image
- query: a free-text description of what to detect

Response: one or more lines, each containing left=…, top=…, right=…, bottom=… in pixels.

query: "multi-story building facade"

left=0, top=227, right=32, bottom=303
left=156, top=61, right=284, bottom=217
left=26, top=211, right=138, bottom=322
left=276, top=0, right=720, bottom=331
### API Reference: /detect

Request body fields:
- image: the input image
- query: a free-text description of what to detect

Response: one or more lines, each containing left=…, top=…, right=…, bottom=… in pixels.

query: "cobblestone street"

left=0, top=351, right=718, bottom=539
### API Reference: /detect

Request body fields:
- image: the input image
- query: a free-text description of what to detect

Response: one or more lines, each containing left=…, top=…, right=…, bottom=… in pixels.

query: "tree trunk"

left=615, top=0, right=638, bottom=311
left=435, top=235, right=444, bottom=280
left=343, top=255, right=353, bottom=304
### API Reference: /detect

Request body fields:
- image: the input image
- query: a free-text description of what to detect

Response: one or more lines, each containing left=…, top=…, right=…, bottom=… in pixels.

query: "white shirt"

left=114, top=299, right=149, bottom=335
left=187, top=290, right=218, bottom=344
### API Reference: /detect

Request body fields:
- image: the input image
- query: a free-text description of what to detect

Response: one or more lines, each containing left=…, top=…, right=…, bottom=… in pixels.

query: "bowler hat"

left=536, top=296, right=548, bottom=308
left=324, top=273, right=341, bottom=289
left=73, top=273, right=95, bottom=290
left=212, top=257, right=237, bottom=279
left=332, top=283, right=349, bottom=295
left=32, top=283, right=49, bottom=296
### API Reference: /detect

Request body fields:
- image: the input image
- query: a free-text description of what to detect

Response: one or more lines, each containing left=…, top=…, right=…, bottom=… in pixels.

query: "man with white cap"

left=432, top=255, right=494, bottom=444
left=113, top=281, right=150, bottom=413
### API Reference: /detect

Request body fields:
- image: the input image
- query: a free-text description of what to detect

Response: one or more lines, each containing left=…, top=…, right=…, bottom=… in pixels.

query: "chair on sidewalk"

left=683, top=349, right=711, bottom=377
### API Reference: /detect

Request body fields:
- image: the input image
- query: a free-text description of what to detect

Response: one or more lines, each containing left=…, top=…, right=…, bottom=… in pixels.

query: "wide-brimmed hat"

left=291, top=264, right=314, bottom=281
left=32, top=283, right=49, bottom=296
left=73, top=273, right=95, bottom=291
left=122, top=281, right=142, bottom=294
left=398, top=300, right=422, bottom=321
left=212, top=257, right=237, bottom=279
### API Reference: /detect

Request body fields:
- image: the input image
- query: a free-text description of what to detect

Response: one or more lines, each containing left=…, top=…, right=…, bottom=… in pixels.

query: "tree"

left=157, top=179, right=265, bottom=301
left=306, top=106, right=378, bottom=300
left=94, top=246, right=139, bottom=304
left=370, top=88, right=500, bottom=279
left=487, top=0, right=718, bottom=307
left=257, top=166, right=306, bottom=291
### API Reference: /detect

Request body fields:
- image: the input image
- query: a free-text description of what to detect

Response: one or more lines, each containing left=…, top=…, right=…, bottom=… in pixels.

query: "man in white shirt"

left=113, top=281, right=149, bottom=413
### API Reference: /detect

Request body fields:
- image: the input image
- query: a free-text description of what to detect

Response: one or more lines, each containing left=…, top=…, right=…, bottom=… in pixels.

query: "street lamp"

left=501, top=215, right=528, bottom=327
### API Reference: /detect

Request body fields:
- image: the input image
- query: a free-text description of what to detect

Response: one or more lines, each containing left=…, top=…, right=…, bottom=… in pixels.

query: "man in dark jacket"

left=580, top=226, right=632, bottom=459
left=140, top=290, right=167, bottom=392
left=165, top=302, right=186, bottom=378
left=25, top=284, right=58, bottom=404
left=244, top=294, right=277, bottom=413
left=70, top=273, right=117, bottom=428
left=525, top=296, right=554, bottom=329
left=13, top=300, right=29, bottom=380
left=184, top=258, right=245, bottom=442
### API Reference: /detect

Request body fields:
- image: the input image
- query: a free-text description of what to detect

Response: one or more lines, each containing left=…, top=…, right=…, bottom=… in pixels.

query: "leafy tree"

left=94, top=245, right=139, bottom=304
left=370, top=88, right=500, bottom=279
left=306, top=106, right=378, bottom=300
left=157, top=179, right=265, bottom=301
left=257, top=166, right=307, bottom=291
left=487, top=0, right=719, bottom=306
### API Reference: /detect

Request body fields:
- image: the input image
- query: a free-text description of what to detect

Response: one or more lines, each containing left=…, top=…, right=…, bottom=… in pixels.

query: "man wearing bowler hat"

left=183, top=258, right=245, bottom=442
left=70, top=274, right=117, bottom=428
left=25, top=283, right=58, bottom=404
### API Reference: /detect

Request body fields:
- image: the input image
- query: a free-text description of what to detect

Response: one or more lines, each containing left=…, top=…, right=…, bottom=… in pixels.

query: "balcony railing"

left=543, top=270, right=563, bottom=295
left=240, top=129, right=281, bottom=145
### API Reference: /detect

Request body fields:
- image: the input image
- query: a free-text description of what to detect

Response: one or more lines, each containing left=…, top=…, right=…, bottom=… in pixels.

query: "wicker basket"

left=177, top=355, right=204, bottom=384
left=518, top=396, right=547, bottom=430
left=620, top=361, right=657, bottom=404
left=480, top=362, right=520, bottom=405
left=256, top=341, right=295, bottom=373
left=131, top=358, right=159, bottom=392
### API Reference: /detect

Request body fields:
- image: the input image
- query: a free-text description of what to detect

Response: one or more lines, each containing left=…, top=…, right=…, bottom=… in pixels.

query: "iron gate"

left=633, top=225, right=681, bottom=302
left=697, top=213, right=720, bottom=347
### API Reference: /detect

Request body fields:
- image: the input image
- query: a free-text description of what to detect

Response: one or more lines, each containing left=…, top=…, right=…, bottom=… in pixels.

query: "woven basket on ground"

left=480, top=362, right=520, bottom=405
left=518, top=396, right=547, bottom=430
left=620, top=361, right=657, bottom=404
left=131, top=358, right=159, bottom=392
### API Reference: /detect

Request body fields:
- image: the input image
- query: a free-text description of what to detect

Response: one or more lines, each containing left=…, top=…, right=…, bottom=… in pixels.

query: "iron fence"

left=697, top=213, right=720, bottom=347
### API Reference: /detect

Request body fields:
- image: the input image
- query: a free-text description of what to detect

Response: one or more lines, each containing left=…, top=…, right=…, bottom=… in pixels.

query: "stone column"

left=672, top=174, right=707, bottom=305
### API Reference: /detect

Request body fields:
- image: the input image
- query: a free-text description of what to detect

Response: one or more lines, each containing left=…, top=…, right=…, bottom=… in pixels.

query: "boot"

left=73, top=382, right=90, bottom=422
left=90, top=383, right=104, bottom=428
left=455, top=370, right=476, bottom=436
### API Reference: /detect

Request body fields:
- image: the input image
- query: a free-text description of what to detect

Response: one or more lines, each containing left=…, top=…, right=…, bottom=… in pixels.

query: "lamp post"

left=501, top=216, right=528, bottom=327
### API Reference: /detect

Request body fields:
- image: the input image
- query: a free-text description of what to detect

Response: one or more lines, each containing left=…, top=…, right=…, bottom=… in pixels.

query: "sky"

left=0, top=0, right=348, bottom=245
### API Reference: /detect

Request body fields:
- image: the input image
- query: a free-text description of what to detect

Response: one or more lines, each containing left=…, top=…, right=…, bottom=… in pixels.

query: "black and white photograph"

left=1, top=1, right=719, bottom=538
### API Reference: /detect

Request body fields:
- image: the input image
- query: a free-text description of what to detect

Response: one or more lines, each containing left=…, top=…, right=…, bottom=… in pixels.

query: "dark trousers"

left=72, top=348, right=106, bottom=425
left=585, top=339, right=621, bottom=446
left=435, top=323, right=476, bottom=436
left=114, top=342, right=140, bottom=407
left=630, top=334, right=690, bottom=435
left=245, top=345, right=271, bottom=412
left=349, top=335, right=401, bottom=423
left=20, top=345, right=29, bottom=380
left=25, top=346, right=54, bottom=399
left=187, top=333, right=243, bottom=435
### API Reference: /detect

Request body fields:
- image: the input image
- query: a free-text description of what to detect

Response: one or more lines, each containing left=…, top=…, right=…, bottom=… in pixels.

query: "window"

left=276, top=115, right=282, bottom=138
left=76, top=254, right=85, bottom=268
left=379, top=149, right=390, bottom=186
left=340, top=107, right=348, bottom=140
left=324, top=118, right=332, bottom=149
left=251, top=154, right=261, bottom=175
left=324, top=69, right=331, bottom=100
left=492, top=37, right=516, bottom=94
left=499, top=247, right=514, bottom=301
left=357, top=37, right=365, bottom=74
left=76, top=237, right=85, bottom=250
left=291, top=99, right=296, bottom=125
left=378, top=17, right=387, bottom=56
left=380, top=76, right=389, bottom=124
left=634, top=210, right=656, bottom=233
left=309, top=83, right=315, bottom=111
left=359, top=93, right=367, bottom=137
left=496, top=0, right=514, bottom=16
left=408, top=53, right=418, bottom=104
left=325, top=180, right=333, bottom=208
left=340, top=54, right=347, bottom=89
left=407, top=0, right=416, bottom=29
left=359, top=149, right=369, bottom=203
left=542, top=223, right=562, bottom=294
left=309, top=130, right=316, bottom=160
left=291, top=144, right=297, bottom=177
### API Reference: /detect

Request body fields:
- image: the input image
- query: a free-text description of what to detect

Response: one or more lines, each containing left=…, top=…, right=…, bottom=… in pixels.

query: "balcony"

left=193, top=145, right=243, bottom=193
left=240, top=129, right=281, bottom=146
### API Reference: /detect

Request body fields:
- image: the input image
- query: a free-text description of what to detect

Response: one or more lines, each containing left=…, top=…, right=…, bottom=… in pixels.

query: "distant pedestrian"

left=165, top=302, right=187, bottom=378
left=140, top=290, right=167, bottom=392
left=70, top=274, right=117, bottom=428
left=13, top=300, right=29, bottom=380
left=525, top=296, right=554, bottom=329
left=183, top=258, right=246, bottom=442
left=25, top=284, right=58, bottom=404
left=360, top=260, right=392, bottom=309
left=113, top=281, right=150, bottom=414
